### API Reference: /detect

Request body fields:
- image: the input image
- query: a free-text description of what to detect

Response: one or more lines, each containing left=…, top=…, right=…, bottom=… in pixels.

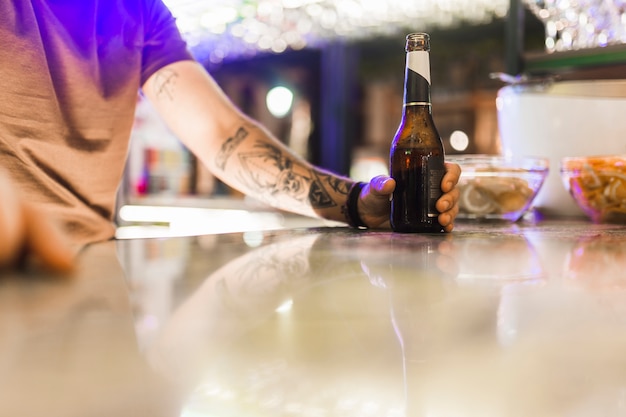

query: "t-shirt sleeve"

left=140, top=0, right=195, bottom=86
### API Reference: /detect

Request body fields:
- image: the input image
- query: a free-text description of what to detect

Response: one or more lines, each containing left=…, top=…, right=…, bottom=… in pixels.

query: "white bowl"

left=497, top=80, right=626, bottom=217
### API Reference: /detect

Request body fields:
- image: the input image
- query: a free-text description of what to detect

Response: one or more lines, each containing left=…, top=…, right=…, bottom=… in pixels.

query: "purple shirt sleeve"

left=140, top=0, right=195, bottom=86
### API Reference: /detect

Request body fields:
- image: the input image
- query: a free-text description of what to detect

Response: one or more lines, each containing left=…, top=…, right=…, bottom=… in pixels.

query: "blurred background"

left=117, top=0, right=626, bottom=236
left=125, top=0, right=541, bottom=196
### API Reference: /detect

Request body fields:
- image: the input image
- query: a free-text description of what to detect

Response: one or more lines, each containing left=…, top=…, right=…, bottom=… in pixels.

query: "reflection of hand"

left=0, top=170, right=74, bottom=273
left=432, top=239, right=461, bottom=277
left=358, top=162, right=461, bottom=232
left=442, top=234, right=542, bottom=281
left=359, top=238, right=459, bottom=288
left=146, top=235, right=321, bottom=384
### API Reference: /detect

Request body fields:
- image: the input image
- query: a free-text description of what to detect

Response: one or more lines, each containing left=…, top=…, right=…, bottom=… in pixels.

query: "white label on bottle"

left=407, top=51, right=430, bottom=84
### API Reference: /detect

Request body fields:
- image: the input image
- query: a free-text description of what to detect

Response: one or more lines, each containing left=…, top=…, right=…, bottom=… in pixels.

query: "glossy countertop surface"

left=4, top=218, right=626, bottom=416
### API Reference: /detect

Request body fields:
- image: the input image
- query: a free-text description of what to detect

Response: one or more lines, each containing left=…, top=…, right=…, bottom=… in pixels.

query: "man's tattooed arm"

left=142, top=61, right=358, bottom=224
left=214, top=124, right=354, bottom=217
left=216, top=127, right=248, bottom=170
left=152, top=69, right=179, bottom=101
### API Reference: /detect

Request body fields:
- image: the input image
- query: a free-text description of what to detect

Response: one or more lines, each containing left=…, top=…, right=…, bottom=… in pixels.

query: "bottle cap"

left=406, top=33, right=430, bottom=52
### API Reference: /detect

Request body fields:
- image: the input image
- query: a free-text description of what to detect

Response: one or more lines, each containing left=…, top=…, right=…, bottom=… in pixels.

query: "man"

left=0, top=0, right=460, bottom=272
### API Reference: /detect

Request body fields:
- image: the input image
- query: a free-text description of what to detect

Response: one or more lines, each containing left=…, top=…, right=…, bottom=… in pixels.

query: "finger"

left=436, top=196, right=452, bottom=214
left=444, top=187, right=460, bottom=209
left=441, top=218, right=455, bottom=233
left=367, top=175, right=395, bottom=196
left=23, top=205, right=76, bottom=274
left=436, top=179, right=460, bottom=212
left=438, top=204, right=459, bottom=233
left=359, top=176, right=394, bottom=229
left=442, top=162, right=461, bottom=192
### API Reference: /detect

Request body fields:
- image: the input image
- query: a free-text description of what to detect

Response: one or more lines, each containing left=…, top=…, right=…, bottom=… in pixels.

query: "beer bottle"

left=390, top=33, right=446, bottom=233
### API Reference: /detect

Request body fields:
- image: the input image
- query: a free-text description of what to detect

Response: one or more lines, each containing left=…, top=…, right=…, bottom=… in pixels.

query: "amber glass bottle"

left=390, top=33, right=446, bottom=233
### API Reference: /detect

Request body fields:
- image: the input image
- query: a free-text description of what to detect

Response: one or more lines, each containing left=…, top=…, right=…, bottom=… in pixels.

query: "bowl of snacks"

left=561, top=156, right=626, bottom=223
left=447, top=155, right=549, bottom=221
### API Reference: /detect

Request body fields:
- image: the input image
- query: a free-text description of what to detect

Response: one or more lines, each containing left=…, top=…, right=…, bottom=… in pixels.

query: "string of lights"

left=163, top=0, right=509, bottom=63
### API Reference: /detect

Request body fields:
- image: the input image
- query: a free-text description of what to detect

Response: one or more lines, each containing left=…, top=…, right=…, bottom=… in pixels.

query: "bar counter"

left=3, top=217, right=626, bottom=416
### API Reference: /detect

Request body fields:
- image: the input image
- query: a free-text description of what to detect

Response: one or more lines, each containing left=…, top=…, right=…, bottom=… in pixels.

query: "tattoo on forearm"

left=309, top=174, right=335, bottom=208
left=238, top=141, right=336, bottom=209
left=213, top=237, right=316, bottom=313
left=216, top=127, right=248, bottom=170
left=153, top=69, right=179, bottom=101
left=324, top=176, right=350, bottom=196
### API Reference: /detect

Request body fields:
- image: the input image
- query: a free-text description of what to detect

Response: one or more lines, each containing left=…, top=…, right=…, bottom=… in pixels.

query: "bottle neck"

left=403, top=50, right=431, bottom=108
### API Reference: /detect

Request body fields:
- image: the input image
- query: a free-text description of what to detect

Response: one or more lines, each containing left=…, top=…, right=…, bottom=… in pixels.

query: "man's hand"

left=0, top=171, right=75, bottom=273
left=358, top=161, right=461, bottom=232
left=436, top=162, right=461, bottom=232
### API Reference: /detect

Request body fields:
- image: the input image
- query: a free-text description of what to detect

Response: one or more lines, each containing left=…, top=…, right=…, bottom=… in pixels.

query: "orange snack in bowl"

left=562, top=156, right=626, bottom=223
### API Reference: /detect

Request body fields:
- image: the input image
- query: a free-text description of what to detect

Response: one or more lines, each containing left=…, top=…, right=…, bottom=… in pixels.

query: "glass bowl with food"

left=561, top=155, right=626, bottom=223
left=447, top=154, right=549, bottom=221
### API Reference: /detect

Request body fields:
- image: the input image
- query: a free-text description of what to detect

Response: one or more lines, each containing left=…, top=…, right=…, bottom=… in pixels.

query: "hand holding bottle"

left=354, top=162, right=461, bottom=232
left=390, top=33, right=451, bottom=233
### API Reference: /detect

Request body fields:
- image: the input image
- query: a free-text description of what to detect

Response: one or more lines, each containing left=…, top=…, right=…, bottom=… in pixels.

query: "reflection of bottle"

left=390, top=33, right=446, bottom=233
left=385, top=239, right=442, bottom=416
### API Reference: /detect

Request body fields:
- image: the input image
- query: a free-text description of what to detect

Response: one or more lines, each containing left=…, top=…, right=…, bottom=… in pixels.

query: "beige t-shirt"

left=0, top=0, right=193, bottom=246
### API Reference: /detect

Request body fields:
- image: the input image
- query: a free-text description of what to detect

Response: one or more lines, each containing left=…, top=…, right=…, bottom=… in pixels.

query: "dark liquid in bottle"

left=391, top=147, right=445, bottom=233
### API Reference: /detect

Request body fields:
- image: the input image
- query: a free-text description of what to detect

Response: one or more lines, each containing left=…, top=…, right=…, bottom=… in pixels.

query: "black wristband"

left=344, top=182, right=367, bottom=229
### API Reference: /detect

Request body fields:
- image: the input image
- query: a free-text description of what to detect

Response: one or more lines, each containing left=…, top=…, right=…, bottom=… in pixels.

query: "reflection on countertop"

left=121, top=219, right=626, bottom=417
left=115, top=196, right=342, bottom=239
left=4, top=219, right=626, bottom=416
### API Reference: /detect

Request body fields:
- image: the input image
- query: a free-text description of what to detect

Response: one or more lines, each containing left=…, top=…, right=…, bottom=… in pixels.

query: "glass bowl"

left=561, top=155, right=626, bottom=223
left=447, top=154, right=549, bottom=221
